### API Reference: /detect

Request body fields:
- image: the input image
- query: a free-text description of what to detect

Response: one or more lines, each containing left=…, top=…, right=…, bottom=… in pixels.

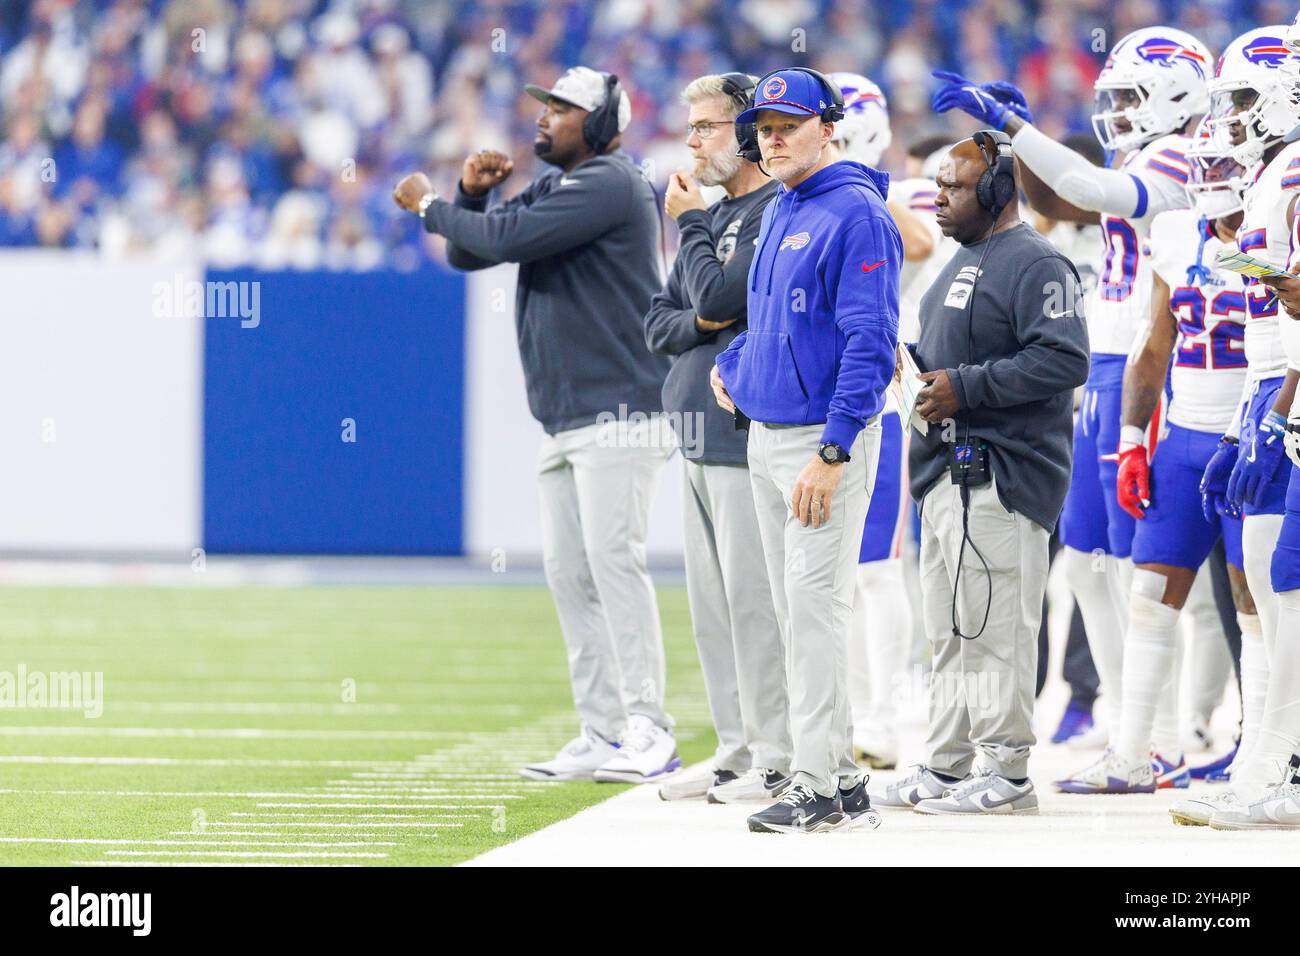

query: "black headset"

left=720, top=72, right=760, bottom=162
left=734, top=67, right=845, bottom=163
left=582, top=73, right=624, bottom=154
left=973, top=128, right=1015, bottom=215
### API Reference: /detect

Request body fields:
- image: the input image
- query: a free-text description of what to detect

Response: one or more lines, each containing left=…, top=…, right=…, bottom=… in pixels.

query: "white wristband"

left=1119, top=424, right=1146, bottom=450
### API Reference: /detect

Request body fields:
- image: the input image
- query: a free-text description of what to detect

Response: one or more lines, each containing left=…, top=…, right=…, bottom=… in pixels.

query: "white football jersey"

left=888, top=176, right=955, bottom=344
left=1147, top=209, right=1248, bottom=433
left=1087, top=133, right=1193, bottom=356
left=1234, top=142, right=1300, bottom=380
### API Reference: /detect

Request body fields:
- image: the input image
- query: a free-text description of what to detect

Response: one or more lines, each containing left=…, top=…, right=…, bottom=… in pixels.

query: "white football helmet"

left=1091, top=27, right=1212, bottom=153
left=1275, top=12, right=1300, bottom=141
left=829, top=72, right=891, bottom=167
left=1185, top=117, right=1248, bottom=219
left=1207, top=26, right=1299, bottom=166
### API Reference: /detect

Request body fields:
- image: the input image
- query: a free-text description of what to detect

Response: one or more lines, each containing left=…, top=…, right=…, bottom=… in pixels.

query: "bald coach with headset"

left=394, top=67, right=679, bottom=786
left=874, top=131, right=1089, bottom=816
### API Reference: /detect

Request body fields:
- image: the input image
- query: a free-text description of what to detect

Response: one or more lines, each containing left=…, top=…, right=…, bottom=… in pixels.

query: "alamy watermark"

left=152, top=274, right=261, bottom=328
left=0, top=664, right=103, bottom=718
left=595, top=403, right=705, bottom=459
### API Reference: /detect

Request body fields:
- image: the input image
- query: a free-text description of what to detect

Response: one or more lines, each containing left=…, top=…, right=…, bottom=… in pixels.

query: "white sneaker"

left=707, top=767, right=792, bottom=804
left=1209, top=782, right=1300, bottom=830
left=912, top=770, right=1039, bottom=815
left=593, top=715, right=681, bottom=784
left=520, top=726, right=619, bottom=781
left=873, top=765, right=968, bottom=808
left=1053, top=749, right=1155, bottom=794
left=658, top=765, right=735, bottom=801
left=1170, top=788, right=1238, bottom=827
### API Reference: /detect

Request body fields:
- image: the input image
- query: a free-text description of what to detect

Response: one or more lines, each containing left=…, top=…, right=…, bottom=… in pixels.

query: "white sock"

left=1152, top=627, right=1184, bottom=759
left=848, top=559, right=911, bottom=737
left=1246, top=588, right=1300, bottom=786
left=1116, top=582, right=1181, bottom=766
left=1184, top=566, right=1232, bottom=724
left=1064, top=546, right=1127, bottom=734
left=1243, top=514, right=1284, bottom=665
left=1229, top=611, right=1266, bottom=780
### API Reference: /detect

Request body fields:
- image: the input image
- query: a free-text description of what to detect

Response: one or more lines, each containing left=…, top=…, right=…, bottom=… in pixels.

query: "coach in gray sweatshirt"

left=877, top=133, right=1088, bottom=816
left=394, top=67, right=678, bottom=786
left=642, top=73, right=792, bottom=804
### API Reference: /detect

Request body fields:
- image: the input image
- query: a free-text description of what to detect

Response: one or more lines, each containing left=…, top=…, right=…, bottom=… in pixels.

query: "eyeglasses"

left=685, top=121, right=730, bottom=140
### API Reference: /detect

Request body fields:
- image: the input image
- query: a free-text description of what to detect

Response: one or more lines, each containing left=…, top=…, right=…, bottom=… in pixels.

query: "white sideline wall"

left=463, top=265, right=686, bottom=560
left=0, top=252, right=202, bottom=553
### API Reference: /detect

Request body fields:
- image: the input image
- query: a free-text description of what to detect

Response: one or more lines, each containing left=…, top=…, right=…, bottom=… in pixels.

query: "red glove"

left=1116, top=428, right=1151, bottom=520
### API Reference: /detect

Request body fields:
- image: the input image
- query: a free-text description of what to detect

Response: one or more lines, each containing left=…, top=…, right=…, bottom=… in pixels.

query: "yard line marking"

left=0, top=756, right=414, bottom=767
left=167, top=831, right=407, bottom=838
left=0, top=788, right=520, bottom=801
left=0, top=838, right=397, bottom=848
left=254, top=802, right=505, bottom=810
left=206, top=821, right=455, bottom=829
left=71, top=861, right=358, bottom=868
left=0, top=726, right=459, bottom=740
left=103, top=850, right=388, bottom=859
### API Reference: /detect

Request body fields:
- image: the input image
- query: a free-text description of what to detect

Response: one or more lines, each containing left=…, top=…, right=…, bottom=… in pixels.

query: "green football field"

left=0, top=584, right=712, bottom=866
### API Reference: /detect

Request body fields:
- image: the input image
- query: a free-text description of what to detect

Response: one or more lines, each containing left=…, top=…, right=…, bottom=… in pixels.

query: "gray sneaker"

left=873, top=765, right=969, bottom=808
left=913, top=770, right=1038, bottom=815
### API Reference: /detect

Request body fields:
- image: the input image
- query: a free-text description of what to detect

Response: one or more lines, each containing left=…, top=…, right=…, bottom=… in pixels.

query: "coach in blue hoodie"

left=711, top=68, right=902, bottom=834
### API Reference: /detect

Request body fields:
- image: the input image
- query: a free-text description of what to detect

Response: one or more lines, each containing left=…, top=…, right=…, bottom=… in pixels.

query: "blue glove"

left=1228, top=410, right=1288, bottom=510
left=1200, top=437, right=1240, bottom=523
left=932, top=71, right=1035, bottom=124
left=931, top=70, right=1033, bottom=129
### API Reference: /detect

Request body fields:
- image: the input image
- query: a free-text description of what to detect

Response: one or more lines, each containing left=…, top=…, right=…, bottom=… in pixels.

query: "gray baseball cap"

left=525, top=66, right=632, bottom=132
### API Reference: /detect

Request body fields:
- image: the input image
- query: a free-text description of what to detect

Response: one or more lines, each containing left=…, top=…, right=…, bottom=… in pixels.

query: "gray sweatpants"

left=748, top=420, right=880, bottom=797
left=538, top=418, right=674, bottom=741
left=919, top=473, right=1048, bottom=780
left=682, top=459, right=792, bottom=774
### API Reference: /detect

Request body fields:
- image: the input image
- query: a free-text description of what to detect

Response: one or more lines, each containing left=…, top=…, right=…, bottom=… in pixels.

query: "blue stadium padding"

left=203, top=268, right=465, bottom=554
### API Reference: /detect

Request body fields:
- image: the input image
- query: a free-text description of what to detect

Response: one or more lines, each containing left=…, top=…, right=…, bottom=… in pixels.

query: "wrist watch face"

left=820, top=443, right=841, bottom=464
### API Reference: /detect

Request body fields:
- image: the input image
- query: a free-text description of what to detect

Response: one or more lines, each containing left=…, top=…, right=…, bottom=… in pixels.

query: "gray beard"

left=696, top=150, right=743, bottom=187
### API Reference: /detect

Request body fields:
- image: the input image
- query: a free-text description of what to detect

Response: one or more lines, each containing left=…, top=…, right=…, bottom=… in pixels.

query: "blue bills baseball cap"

left=736, top=69, right=836, bottom=124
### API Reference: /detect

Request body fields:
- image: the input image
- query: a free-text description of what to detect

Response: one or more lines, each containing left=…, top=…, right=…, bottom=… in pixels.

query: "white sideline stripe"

left=103, top=850, right=388, bottom=859
left=0, top=726, right=457, bottom=740
left=72, top=861, right=358, bottom=868
left=207, top=821, right=453, bottom=829
left=0, top=756, right=409, bottom=767
left=0, top=838, right=397, bottom=848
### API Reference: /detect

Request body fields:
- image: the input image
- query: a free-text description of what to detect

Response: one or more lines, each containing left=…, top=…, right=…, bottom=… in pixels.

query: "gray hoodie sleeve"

left=949, top=254, right=1090, bottom=409
left=674, top=205, right=762, bottom=325
left=423, top=163, right=633, bottom=265
left=644, top=256, right=713, bottom=356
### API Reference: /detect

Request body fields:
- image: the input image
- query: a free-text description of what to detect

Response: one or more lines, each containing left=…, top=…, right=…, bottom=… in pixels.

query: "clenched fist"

left=461, top=150, right=514, bottom=197
left=393, top=172, right=433, bottom=213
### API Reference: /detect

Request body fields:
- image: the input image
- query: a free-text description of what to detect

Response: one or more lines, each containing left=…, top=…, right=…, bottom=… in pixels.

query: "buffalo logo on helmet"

left=1241, top=36, right=1291, bottom=68
left=1130, top=36, right=1209, bottom=77
left=762, top=76, right=787, bottom=100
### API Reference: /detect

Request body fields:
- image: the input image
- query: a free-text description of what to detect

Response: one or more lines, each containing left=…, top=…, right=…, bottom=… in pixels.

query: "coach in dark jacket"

left=877, top=133, right=1088, bottom=816
left=642, top=73, right=791, bottom=803
left=394, top=67, right=678, bottom=785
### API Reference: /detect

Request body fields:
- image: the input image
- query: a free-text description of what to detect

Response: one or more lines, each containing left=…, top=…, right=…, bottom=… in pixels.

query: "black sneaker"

left=747, top=782, right=846, bottom=834
left=838, top=778, right=882, bottom=829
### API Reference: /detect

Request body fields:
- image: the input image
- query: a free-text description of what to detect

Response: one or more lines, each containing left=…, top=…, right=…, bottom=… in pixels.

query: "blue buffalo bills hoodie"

left=715, top=161, right=901, bottom=451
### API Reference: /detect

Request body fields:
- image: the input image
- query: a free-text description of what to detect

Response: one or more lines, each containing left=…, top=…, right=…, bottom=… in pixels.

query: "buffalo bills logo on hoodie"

left=779, top=231, right=811, bottom=250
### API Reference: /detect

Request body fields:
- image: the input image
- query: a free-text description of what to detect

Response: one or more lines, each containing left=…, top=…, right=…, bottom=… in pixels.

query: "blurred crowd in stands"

left=0, top=0, right=1285, bottom=269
